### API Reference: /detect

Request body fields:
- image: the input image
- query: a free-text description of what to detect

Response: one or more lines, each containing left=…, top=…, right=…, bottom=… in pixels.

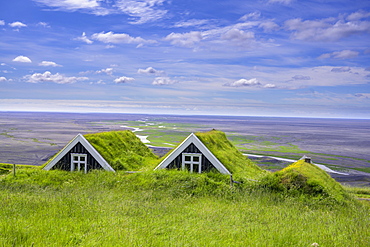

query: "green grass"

left=137, top=129, right=190, bottom=147
left=345, top=186, right=370, bottom=199
left=0, top=163, right=40, bottom=174
left=260, top=160, right=349, bottom=203
left=0, top=132, right=15, bottom=138
left=103, top=120, right=206, bottom=147
left=84, top=130, right=159, bottom=171
left=195, top=130, right=266, bottom=180
left=0, top=169, right=369, bottom=246
left=226, top=134, right=310, bottom=154
left=350, top=167, right=370, bottom=173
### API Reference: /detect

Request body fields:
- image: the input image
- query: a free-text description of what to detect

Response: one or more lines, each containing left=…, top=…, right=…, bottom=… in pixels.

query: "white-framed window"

left=182, top=153, right=202, bottom=173
left=71, top=153, right=87, bottom=173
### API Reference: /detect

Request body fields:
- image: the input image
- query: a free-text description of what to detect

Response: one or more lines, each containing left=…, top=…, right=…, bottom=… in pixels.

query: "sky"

left=0, top=0, right=369, bottom=118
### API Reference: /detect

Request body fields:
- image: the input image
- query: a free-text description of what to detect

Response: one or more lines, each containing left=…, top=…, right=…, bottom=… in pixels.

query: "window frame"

left=71, top=153, right=88, bottom=173
left=182, top=153, right=202, bottom=173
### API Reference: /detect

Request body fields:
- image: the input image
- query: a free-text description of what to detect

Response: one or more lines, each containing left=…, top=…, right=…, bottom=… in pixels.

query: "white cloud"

left=221, top=28, right=255, bottom=44
left=347, top=10, right=370, bottom=21
left=240, top=12, right=261, bottom=21
left=25, top=71, right=88, bottom=84
left=96, top=68, right=113, bottom=75
left=285, top=17, right=370, bottom=42
left=264, top=83, right=276, bottom=88
left=137, top=67, right=164, bottom=75
left=292, top=75, right=311, bottom=80
left=75, top=32, right=93, bottom=44
left=152, top=77, right=178, bottom=85
left=226, top=78, right=261, bottom=87
left=285, top=91, right=370, bottom=107
left=114, top=76, right=135, bottom=83
left=39, top=61, right=62, bottom=67
left=268, top=0, right=294, bottom=4
left=37, top=22, right=50, bottom=27
left=34, top=0, right=113, bottom=16
left=318, top=53, right=331, bottom=59
left=331, top=67, right=351, bottom=73
left=9, top=21, right=27, bottom=28
left=164, top=31, right=203, bottom=48
left=319, top=50, right=359, bottom=60
left=165, top=16, right=272, bottom=51
left=354, top=93, right=370, bottom=99
left=174, top=19, right=210, bottom=28
left=13, top=56, right=32, bottom=63
left=116, top=0, right=167, bottom=24
left=0, top=77, right=7, bottom=82
left=34, top=0, right=170, bottom=18
left=259, top=21, right=280, bottom=32
left=0, top=20, right=5, bottom=25
left=94, top=80, right=106, bottom=85
left=91, top=31, right=154, bottom=45
left=34, top=0, right=100, bottom=10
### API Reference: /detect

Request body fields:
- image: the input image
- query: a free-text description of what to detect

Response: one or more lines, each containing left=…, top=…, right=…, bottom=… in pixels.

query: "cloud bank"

left=25, top=71, right=88, bottom=84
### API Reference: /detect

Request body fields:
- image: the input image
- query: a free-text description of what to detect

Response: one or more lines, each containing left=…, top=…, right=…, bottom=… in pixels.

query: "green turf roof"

left=193, top=130, right=265, bottom=179
left=84, top=130, right=158, bottom=171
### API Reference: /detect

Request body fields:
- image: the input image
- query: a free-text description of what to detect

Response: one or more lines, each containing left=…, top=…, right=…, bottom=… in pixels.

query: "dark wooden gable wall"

left=51, top=142, right=103, bottom=172
left=167, top=143, right=217, bottom=172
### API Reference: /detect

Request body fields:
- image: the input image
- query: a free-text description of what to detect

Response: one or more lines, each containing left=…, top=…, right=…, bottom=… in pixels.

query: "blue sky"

left=0, top=0, right=369, bottom=118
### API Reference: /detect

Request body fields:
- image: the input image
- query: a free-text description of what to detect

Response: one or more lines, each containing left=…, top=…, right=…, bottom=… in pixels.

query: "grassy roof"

left=84, top=130, right=158, bottom=171
left=261, top=159, right=350, bottom=203
left=194, top=130, right=265, bottom=180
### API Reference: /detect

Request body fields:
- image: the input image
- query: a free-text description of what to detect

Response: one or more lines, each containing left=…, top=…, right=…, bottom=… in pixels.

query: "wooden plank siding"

left=167, top=143, right=218, bottom=172
left=51, top=142, right=103, bottom=172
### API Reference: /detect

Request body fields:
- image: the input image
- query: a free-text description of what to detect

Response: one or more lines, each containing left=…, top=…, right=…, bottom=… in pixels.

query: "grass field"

left=0, top=169, right=369, bottom=246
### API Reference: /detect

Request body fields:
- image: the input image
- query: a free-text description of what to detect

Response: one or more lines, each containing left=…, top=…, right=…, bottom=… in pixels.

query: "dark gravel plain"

left=1, top=111, right=369, bottom=186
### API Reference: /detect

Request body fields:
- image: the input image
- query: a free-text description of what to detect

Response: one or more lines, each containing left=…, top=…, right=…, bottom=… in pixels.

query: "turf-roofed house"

left=155, top=130, right=264, bottom=179
left=43, top=134, right=115, bottom=173
left=43, top=130, right=158, bottom=173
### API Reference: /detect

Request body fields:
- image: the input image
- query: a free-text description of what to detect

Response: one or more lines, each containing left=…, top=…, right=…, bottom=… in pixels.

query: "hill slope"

left=261, top=159, right=349, bottom=202
left=0, top=169, right=369, bottom=246
left=195, top=130, right=265, bottom=179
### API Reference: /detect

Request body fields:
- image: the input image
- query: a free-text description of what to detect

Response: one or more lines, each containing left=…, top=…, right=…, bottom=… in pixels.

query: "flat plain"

left=1, top=111, right=369, bottom=186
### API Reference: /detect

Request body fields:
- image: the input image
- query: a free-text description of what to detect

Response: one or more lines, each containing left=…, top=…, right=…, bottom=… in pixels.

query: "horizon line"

left=1, top=110, right=369, bottom=121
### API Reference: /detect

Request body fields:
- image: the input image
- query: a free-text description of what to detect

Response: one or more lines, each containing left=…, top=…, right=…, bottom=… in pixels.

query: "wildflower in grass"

left=311, top=243, right=319, bottom=246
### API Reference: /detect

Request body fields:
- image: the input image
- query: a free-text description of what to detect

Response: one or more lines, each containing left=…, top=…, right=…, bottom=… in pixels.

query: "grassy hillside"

left=260, top=159, right=350, bottom=203
left=84, top=130, right=159, bottom=171
left=0, top=163, right=39, bottom=175
left=0, top=169, right=369, bottom=246
left=195, top=130, right=266, bottom=180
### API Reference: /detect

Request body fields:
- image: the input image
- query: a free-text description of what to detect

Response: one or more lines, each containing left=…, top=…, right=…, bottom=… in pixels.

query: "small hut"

left=43, top=134, right=115, bottom=173
left=155, top=132, right=231, bottom=174
left=155, top=130, right=264, bottom=179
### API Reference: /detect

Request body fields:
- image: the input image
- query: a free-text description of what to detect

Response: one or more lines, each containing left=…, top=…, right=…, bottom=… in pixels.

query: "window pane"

left=185, top=156, right=191, bottom=161
left=193, top=164, right=199, bottom=173
left=73, top=156, right=78, bottom=161
left=193, top=156, right=199, bottom=162
left=184, top=163, right=190, bottom=171
left=80, top=156, right=85, bottom=162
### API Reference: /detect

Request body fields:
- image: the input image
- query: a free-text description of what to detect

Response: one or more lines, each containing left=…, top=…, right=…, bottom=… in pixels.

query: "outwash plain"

left=1, top=111, right=369, bottom=186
